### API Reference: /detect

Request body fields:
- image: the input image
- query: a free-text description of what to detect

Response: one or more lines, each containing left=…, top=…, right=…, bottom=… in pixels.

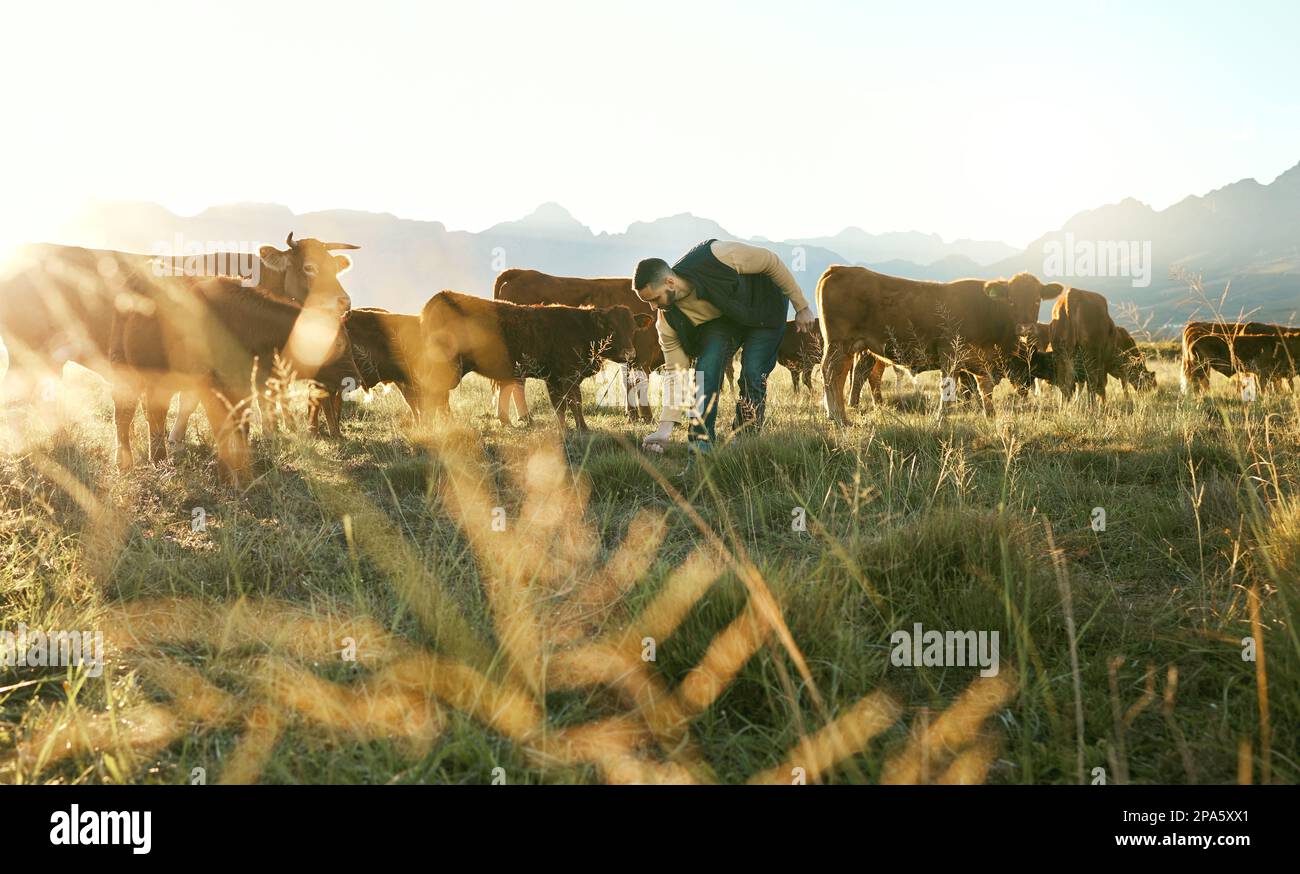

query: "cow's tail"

left=814, top=268, right=835, bottom=354
left=1179, top=324, right=1198, bottom=395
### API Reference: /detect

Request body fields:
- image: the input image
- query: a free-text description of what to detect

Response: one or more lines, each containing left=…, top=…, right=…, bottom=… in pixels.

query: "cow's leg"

left=620, top=364, right=636, bottom=422
left=867, top=359, right=886, bottom=406
left=630, top=367, right=653, bottom=422
left=544, top=378, right=570, bottom=431
left=623, top=365, right=650, bottom=422
left=322, top=390, right=343, bottom=439
left=112, top=384, right=141, bottom=472
left=392, top=382, right=420, bottom=423
left=822, top=341, right=853, bottom=423
left=1054, top=350, right=1076, bottom=402
left=957, top=371, right=981, bottom=401
left=1088, top=362, right=1108, bottom=403
left=429, top=389, right=452, bottom=418
left=803, top=367, right=813, bottom=394
left=200, top=389, right=250, bottom=487
left=496, top=380, right=511, bottom=425
left=145, top=387, right=171, bottom=465
left=257, top=392, right=282, bottom=436
left=169, top=391, right=199, bottom=449
left=498, top=379, right=530, bottom=425
left=976, top=373, right=995, bottom=416
left=568, top=380, right=588, bottom=432
left=307, top=393, right=322, bottom=433
left=849, top=354, right=870, bottom=408
left=498, top=379, right=519, bottom=425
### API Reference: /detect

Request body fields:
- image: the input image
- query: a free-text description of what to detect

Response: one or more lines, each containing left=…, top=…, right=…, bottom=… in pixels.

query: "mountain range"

left=45, top=160, right=1300, bottom=335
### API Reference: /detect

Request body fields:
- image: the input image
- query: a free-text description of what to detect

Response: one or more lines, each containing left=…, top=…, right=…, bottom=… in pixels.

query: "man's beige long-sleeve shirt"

left=655, top=240, right=810, bottom=371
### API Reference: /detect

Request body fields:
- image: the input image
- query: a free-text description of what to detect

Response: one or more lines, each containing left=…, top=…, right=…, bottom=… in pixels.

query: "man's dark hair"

left=634, top=257, right=671, bottom=291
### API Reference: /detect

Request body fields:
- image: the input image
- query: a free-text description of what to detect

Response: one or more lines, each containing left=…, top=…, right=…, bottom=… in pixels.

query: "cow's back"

left=421, top=291, right=513, bottom=380
left=494, top=269, right=647, bottom=314
left=493, top=270, right=661, bottom=371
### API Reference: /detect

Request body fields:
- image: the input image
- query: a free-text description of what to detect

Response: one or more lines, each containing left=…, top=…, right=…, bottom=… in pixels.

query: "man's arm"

left=711, top=240, right=812, bottom=312
left=656, top=310, right=692, bottom=372
left=643, top=311, right=689, bottom=448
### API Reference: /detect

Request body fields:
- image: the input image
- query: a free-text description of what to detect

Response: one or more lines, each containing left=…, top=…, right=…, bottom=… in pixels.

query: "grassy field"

left=0, top=353, right=1296, bottom=785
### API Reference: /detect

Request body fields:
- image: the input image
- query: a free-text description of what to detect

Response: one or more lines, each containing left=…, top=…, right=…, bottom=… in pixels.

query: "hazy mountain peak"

left=624, top=212, right=732, bottom=241
left=790, top=226, right=1015, bottom=267
left=523, top=201, right=581, bottom=225
left=1271, top=159, right=1300, bottom=188
left=194, top=202, right=296, bottom=223
left=487, top=201, right=592, bottom=239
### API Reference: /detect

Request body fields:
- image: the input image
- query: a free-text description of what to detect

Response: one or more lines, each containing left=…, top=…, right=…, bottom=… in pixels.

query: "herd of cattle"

left=0, top=235, right=1296, bottom=485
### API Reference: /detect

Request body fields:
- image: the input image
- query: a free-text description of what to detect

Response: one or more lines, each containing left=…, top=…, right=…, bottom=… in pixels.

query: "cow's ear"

left=1041, top=282, right=1064, bottom=300
left=985, top=281, right=1008, bottom=299
left=634, top=312, right=655, bottom=330
left=334, top=254, right=353, bottom=274
left=260, top=246, right=289, bottom=272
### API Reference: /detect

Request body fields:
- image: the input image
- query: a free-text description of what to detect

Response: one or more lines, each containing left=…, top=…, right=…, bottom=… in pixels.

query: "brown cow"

left=307, top=307, right=423, bottom=432
left=817, top=267, right=1062, bottom=421
left=418, top=290, right=638, bottom=431
left=493, top=269, right=663, bottom=421
left=1181, top=321, right=1300, bottom=394
left=110, top=278, right=357, bottom=485
left=0, top=236, right=359, bottom=438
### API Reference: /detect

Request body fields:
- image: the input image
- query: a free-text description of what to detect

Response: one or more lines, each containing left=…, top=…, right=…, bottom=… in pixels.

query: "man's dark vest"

left=662, top=239, right=788, bottom=357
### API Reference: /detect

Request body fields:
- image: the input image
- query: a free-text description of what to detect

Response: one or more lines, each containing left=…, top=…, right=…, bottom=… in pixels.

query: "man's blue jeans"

left=689, top=319, right=785, bottom=447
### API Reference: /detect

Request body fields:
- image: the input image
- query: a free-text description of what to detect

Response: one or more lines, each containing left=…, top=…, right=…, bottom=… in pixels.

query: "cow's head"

left=1120, top=349, right=1157, bottom=389
left=1113, top=327, right=1156, bottom=389
left=259, top=232, right=359, bottom=313
left=596, top=305, right=640, bottom=363
left=1008, top=335, right=1056, bottom=388
left=1022, top=322, right=1053, bottom=353
left=628, top=312, right=662, bottom=369
left=985, top=273, right=1063, bottom=331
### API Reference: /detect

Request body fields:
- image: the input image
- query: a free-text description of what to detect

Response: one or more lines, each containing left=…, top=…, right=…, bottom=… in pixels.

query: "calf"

left=1110, top=327, right=1157, bottom=391
left=111, top=279, right=357, bottom=485
left=307, top=307, right=423, bottom=432
left=418, top=291, right=637, bottom=431
left=493, top=269, right=663, bottom=421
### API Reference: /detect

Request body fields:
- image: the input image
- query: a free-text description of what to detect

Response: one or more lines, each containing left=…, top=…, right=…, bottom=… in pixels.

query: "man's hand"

left=642, top=420, right=675, bottom=453
left=794, top=307, right=816, bottom=333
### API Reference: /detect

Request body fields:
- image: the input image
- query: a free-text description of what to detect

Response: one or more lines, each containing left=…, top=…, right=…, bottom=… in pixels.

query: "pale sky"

left=2, top=0, right=1297, bottom=254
